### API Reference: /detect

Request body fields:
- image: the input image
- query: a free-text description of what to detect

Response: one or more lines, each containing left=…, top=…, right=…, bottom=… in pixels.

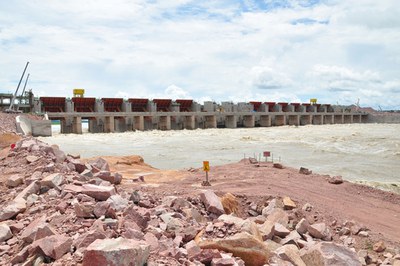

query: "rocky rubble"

left=0, top=137, right=399, bottom=265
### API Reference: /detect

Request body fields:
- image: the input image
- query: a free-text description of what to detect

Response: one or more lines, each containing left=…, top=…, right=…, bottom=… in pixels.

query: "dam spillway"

left=36, top=97, right=369, bottom=134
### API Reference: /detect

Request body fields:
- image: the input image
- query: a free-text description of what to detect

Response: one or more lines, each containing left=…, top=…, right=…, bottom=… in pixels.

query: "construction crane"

left=5, top=61, right=29, bottom=113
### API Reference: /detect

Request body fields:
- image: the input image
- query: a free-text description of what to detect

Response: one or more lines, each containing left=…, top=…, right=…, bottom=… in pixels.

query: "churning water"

left=39, top=124, right=400, bottom=192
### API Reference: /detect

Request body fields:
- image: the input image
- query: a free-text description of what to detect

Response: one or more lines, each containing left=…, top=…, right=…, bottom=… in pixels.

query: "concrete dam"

left=35, top=97, right=369, bottom=134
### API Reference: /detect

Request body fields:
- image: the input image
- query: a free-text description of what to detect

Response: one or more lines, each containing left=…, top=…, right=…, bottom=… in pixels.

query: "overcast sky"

left=1, top=0, right=399, bottom=109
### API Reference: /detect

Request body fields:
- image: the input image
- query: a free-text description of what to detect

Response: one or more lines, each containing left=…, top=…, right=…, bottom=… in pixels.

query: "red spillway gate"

left=153, top=99, right=172, bottom=112
left=291, top=103, right=301, bottom=112
left=176, top=99, right=193, bottom=112
left=249, top=101, right=262, bottom=112
left=72, top=97, right=96, bottom=112
left=102, top=98, right=123, bottom=112
left=40, top=97, right=66, bottom=112
left=128, top=98, right=149, bottom=112
left=264, top=102, right=276, bottom=112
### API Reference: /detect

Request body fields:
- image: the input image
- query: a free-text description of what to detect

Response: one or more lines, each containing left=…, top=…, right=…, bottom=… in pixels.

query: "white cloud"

left=0, top=0, right=399, bottom=109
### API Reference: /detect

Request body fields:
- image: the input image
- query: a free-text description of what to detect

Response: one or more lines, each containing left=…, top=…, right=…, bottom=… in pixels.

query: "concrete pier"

left=300, top=115, right=312, bottom=125
left=205, top=115, right=217, bottom=129
left=274, top=115, right=286, bottom=126
left=259, top=115, right=271, bottom=127
left=288, top=115, right=300, bottom=126
left=324, top=115, right=334, bottom=125
left=225, top=115, right=237, bottom=128
left=134, top=116, right=144, bottom=131
left=243, top=115, right=255, bottom=128
left=313, top=115, right=323, bottom=125
left=334, top=115, right=343, bottom=124
left=344, top=115, right=353, bottom=124
left=183, top=115, right=195, bottom=130
left=159, top=116, right=171, bottom=130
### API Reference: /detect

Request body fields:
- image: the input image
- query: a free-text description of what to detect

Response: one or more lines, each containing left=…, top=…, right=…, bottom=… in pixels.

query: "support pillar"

left=89, top=117, right=104, bottom=133
left=114, top=117, right=127, bottom=132
left=225, top=115, right=237, bottom=128
left=60, top=118, right=73, bottom=134
left=134, top=116, right=144, bottom=131
left=344, top=115, right=353, bottom=124
left=105, top=117, right=115, bottom=133
left=313, top=115, right=323, bottom=125
left=300, top=115, right=312, bottom=125
left=260, top=115, right=271, bottom=127
left=288, top=115, right=300, bottom=126
left=159, top=116, right=171, bottom=130
left=334, top=115, right=343, bottom=124
left=205, top=115, right=217, bottom=128
left=72, top=117, right=82, bottom=134
left=184, top=115, right=195, bottom=129
left=324, top=115, right=334, bottom=124
left=353, top=115, right=361, bottom=123
left=243, top=115, right=255, bottom=128
left=274, top=115, right=286, bottom=126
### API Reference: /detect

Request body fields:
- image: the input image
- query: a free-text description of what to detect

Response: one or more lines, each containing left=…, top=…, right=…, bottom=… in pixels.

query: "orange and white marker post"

left=202, top=161, right=211, bottom=186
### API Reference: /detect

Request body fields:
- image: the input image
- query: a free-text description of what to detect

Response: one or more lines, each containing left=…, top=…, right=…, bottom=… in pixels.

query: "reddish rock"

left=21, top=216, right=57, bottom=243
left=144, top=232, right=159, bottom=253
left=0, top=223, right=13, bottom=242
left=74, top=228, right=107, bottom=249
left=41, top=173, right=64, bottom=188
left=186, top=240, right=202, bottom=260
left=106, top=194, right=129, bottom=212
left=373, top=241, right=386, bottom=252
left=276, top=244, right=306, bottom=266
left=93, top=201, right=111, bottom=218
left=6, top=174, right=23, bottom=188
left=123, top=206, right=151, bottom=230
left=308, top=223, right=331, bottom=240
left=200, top=190, right=225, bottom=216
left=31, top=234, right=72, bottom=260
left=211, top=257, right=237, bottom=266
left=0, top=198, right=26, bottom=221
left=15, top=181, right=40, bottom=200
left=282, top=196, right=296, bottom=210
left=9, top=222, right=25, bottom=234
left=299, top=167, right=312, bottom=175
left=295, top=218, right=309, bottom=235
left=69, top=158, right=87, bottom=173
left=63, top=184, right=83, bottom=194
left=328, top=176, right=343, bottom=184
left=273, top=163, right=283, bottom=169
left=26, top=155, right=39, bottom=163
left=10, top=245, right=31, bottom=264
left=83, top=238, right=150, bottom=266
left=89, top=158, right=110, bottom=172
left=81, top=184, right=116, bottom=201
left=274, top=223, right=290, bottom=238
left=301, top=242, right=361, bottom=266
left=74, top=201, right=95, bottom=218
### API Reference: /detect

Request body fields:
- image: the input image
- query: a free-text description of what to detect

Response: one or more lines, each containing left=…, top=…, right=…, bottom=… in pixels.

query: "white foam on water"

left=39, top=124, right=400, bottom=186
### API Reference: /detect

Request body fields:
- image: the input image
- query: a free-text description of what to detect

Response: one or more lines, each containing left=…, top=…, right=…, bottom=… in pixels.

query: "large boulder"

left=200, top=190, right=225, bottom=216
left=81, top=184, right=116, bottom=201
left=20, top=216, right=57, bottom=243
left=41, top=173, right=64, bottom=188
left=0, top=198, right=26, bottom=221
left=0, top=223, right=13, bottom=242
left=275, top=244, right=306, bottom=266
left=300, top=242, right=362, bottom=266
left=6, top=174, right=24, bottom=188
left=197, top=232, right=273, bottom=266
left=31, top=234, right=72, bottom=260
left=82, top=238, right=150, bottom=266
